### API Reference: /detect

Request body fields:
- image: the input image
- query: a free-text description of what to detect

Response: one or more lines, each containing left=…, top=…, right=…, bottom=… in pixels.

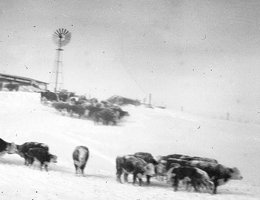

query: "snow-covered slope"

left=0, top=92, right=259, bottom=200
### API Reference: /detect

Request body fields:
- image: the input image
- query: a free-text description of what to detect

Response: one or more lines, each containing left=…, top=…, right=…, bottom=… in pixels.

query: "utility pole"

left=149, top=93, right=152, bottom=107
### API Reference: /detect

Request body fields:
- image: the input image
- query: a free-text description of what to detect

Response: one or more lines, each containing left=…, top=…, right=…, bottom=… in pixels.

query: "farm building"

left=0, top=73, right=48, bottom=92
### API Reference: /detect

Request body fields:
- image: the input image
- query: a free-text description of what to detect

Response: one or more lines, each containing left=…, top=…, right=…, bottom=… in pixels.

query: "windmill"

left=52, top=28, right=71, bottom=92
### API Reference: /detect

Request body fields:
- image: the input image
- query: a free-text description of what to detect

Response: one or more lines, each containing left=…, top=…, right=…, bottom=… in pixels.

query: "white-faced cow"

left=0, top=138, right=16, bottom=156
left=72, top=146, right=89, bottom=176
left=116, top=155, right=155, bottom=186
left=133, top=152, right=158, bottom=184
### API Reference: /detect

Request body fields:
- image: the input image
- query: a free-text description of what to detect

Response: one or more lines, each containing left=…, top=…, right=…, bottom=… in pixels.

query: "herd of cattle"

left=1, top=138, right=243, bottom=194
left=116, top=152, right=243, bottom=194
left=41, top=91, right=129, bottom=125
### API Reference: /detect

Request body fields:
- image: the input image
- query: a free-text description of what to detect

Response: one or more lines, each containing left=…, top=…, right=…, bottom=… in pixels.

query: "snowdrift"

left=0, top=92, right=260, bottom=200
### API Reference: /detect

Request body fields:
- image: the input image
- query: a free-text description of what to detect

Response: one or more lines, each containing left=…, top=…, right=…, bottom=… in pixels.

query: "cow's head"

left=6, top=143, right=17, bottom=154
left=50, top=154, right=58, bottom=163
left=229, top=167, right=243, bottom=180
left=144, top=163, right=156, bottom=177
left=155, top=161, right=167, bottom=175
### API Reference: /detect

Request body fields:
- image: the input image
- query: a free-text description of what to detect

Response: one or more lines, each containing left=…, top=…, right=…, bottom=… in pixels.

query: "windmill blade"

left=54, top=32, right=59, bottom=37
left=53, top=28, right=71, bottom=47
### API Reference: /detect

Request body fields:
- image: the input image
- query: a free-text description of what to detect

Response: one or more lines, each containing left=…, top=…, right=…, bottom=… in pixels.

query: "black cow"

left=41, top=91, right=59, bottom=102
left=85, top=105, right=102, bottom=119
left=160, top=154, right=191, bottom=160
left=165, top=158, right=191, bottom=171
left=111, top=107, right=130, bottom=120
left=170, top=166, right=213, bottom=193
left=52, top=102, right=71, bottom=112
left=26, top=148, right=57, bottom=171
left=160, top=154, right=218, bottom=164
left=72, top=146, right=89, bottom=175
left=156, top=158, right=189, bottom=182
left=116, top=155, right=155, bottom=186
left=189, top=156, right=218, bottom=164
left=68, top=104, right=87, bottom=118
left=14, top=142, right=49, bottom=165
left=156, top=157, right=191, bottom=177
left=5, top=83, right=19, bottom=91
left=134, top=152, right=158, bottom=165
left=156, top=155, right=217, bottom=184
left=57, top=91, right=75, bottom=102
left=93, top=109, right=117, bottom=125
left=190, top=161, right=243, bottom=194
left=0, top=138, right=16, bottom=156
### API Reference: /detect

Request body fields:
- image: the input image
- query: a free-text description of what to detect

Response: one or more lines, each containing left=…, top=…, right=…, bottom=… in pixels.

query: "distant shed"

left=0, top=73, right=48, bottom=92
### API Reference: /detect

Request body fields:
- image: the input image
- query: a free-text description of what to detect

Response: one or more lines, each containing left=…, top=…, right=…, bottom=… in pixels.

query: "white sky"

left=0, top=0, right=260, bottom=117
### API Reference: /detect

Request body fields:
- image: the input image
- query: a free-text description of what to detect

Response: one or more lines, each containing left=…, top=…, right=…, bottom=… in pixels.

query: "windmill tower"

left=52, top=28, right=71, bottom=92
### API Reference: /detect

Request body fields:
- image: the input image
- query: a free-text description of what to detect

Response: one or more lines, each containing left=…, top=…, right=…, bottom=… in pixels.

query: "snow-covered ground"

left=0, top=91, right=260, bottom=200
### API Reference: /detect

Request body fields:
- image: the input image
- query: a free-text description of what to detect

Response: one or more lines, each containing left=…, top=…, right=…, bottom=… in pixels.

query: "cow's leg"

left=40, top=162, right=44, bottom=171
left=28, top=157, right=34, bottom=166
left=24, top=155, right=30, bottom=166
left=44, top=163, right=48, bottom=172
left=138, top=178, right=143, bottom=186
left=80, top=164, right=86, bottom=175
left=173, top=177, right=179, bottom=191
left=133, top=173, right=137, bottom=185
left=74, top=164, right=79, bottom=174
left=116, top=169, right=123, bottom=183
left=191, top=179, right=199, bottom=192
left=213, top=180, right=218, bottom=194
left=146, top=175, right=151, bottom=185
left=69, top=110, right=73, bottom=117
left=123, top=173, right=128, bottom=183
left=24, top=158, right=28, bottom=166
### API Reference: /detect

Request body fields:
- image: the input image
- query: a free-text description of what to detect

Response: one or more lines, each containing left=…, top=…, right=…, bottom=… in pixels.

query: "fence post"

left=226, top=112, right=230, bottom=120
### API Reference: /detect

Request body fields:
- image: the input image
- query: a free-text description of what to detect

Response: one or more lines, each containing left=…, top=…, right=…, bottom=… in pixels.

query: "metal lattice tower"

left=52, top=28, right=71, bottom=92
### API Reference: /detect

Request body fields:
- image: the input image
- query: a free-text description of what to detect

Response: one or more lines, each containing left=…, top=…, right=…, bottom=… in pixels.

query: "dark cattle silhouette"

left=41, top=91, right=59, bottom=102
left=170, top=166, right=213, bottom=193
left=134, top=152, right=158, bottom=165
left=93, top=109, right=117, bottom=125
left=111, top=107, right=129, bottom=120
left=14, top=142, right=49, bottom=165
left=160, top=154, right=218, bottom=164
left=189, top=161, right=243, bottom=194
left=26, top=148, right=57, bottom=171
left=68, top=104, right=87, bottom=118
left=86, top=105, right=102, bottom=119
left=52, top=102, right=71, bottom=112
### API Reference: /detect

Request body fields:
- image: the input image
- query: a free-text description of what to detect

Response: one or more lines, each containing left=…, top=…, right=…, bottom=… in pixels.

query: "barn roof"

left=0, top=73, right=48, bottom=85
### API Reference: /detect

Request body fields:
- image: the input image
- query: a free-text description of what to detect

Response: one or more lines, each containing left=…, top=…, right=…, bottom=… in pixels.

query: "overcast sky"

left=0, top=0, right=260, bottom=118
